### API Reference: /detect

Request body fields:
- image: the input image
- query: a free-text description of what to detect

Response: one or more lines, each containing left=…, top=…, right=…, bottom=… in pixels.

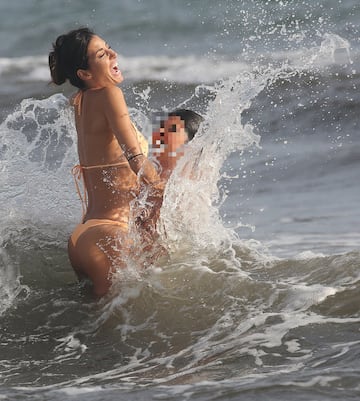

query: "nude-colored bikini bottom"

left=70, top=219, right=128, bottom=246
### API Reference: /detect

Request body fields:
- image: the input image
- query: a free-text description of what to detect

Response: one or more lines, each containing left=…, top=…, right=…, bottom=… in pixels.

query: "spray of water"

left=0, top=31, right=352, bottom=314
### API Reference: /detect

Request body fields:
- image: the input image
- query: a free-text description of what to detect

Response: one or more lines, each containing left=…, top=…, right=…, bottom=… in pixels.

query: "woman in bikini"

left=49, top=28, right=164, bottom=296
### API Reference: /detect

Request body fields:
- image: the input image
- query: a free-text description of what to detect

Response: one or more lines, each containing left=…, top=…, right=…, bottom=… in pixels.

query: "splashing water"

left=0, top=94, right=78, bottom=224
left=156, top=30, right=354, bottom=255
left=0, top=31, right=352, bottom=312
left=0, top=23, right=358, bottom=400
left=157, top=74, right=263, bottom=252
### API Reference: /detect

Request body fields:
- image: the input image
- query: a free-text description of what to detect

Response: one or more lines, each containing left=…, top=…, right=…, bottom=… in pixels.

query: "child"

left=151, top=109, right=204, bottom=179
left=133, top=109, right=204, bottom=247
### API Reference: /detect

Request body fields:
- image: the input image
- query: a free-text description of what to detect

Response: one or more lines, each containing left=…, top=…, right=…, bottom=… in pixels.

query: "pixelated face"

left=152, top=115, right=188, bottom=161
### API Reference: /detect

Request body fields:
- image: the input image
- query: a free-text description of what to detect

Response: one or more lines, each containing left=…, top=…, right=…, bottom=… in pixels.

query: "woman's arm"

left=102, top=86, right=163, bottom=188
left=103, top=86, right=164, bottom=234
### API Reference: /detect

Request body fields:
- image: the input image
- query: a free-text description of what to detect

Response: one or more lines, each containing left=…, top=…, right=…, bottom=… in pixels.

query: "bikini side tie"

left=72, top=164, right=88, bottom=221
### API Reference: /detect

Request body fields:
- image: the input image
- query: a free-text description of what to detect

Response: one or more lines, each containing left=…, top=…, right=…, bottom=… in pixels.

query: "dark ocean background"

left=0, top=1, right=359, bottom=400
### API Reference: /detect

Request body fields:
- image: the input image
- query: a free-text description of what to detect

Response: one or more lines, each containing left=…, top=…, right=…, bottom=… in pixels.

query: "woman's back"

left=73, top=87, right=139, bottom=223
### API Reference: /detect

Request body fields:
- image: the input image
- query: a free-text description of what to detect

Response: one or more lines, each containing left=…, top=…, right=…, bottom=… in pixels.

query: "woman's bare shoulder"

left=98, top=85, right=124, bottom=102
left=99, top=86, right=128, bottom=117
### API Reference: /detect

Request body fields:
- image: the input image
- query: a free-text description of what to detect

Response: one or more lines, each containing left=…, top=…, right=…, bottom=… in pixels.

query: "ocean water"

left=0, top=0, right=359, bottom=400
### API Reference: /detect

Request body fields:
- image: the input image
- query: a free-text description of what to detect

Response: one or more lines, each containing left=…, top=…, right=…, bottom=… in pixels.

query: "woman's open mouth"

left=111, top=63, right=122, bottom=78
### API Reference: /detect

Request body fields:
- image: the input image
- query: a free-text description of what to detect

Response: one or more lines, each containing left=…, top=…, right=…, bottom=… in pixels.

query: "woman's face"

left=82, top=35, right=123, bottom=88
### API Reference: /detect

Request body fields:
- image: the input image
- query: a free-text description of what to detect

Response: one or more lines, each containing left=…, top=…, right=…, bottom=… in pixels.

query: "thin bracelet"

left=127, top=153, right=143, bottom=162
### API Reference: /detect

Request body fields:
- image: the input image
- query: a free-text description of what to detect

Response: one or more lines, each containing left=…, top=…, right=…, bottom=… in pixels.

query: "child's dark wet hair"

left=168, top=109, right=204, bottom=140
left=152, top=109, right=204, bottom=141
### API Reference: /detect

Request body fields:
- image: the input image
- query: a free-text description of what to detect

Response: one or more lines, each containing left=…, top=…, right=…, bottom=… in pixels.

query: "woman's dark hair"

left=49, top=27, right=94, bottom=89
left=169, top=109, right=204, bottom=140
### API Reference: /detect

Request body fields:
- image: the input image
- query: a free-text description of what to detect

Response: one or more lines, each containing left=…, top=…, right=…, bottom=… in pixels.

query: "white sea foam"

left=0, top=246, right=29, bottom=316
left=0, top=94, right=79, bottom=224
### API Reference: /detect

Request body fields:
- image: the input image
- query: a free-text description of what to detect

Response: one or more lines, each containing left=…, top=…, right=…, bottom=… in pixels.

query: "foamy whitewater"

left=0, top=1, right=359, bottom=400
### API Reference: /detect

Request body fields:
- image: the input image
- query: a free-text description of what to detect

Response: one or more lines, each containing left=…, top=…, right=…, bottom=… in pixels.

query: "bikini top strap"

left=72, top=91, right=83, bottom=116
left=81, top=159, right=128, bottom=170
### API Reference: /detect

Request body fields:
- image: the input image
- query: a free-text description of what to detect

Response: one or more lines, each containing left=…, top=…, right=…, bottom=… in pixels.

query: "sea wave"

left=0, top=2, right=359, bottom=400
left=0, top=226, right=359, bottom=390
left=0, top=36, right=359, bottom=400
left=0, top=33, right=357, bottom=89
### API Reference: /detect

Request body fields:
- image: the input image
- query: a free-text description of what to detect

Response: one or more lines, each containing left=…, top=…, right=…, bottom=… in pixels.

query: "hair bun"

left=49, top=35, right=66, bottom=85
left=48, top=28, right=94, bottom=89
